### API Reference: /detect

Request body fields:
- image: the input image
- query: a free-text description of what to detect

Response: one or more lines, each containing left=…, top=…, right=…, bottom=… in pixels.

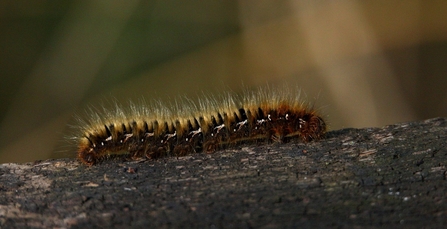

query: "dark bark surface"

left=1, top=117, right=446, bottom=228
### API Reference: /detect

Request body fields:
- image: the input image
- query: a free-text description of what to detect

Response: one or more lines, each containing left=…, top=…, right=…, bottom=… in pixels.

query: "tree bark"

left=1, top=117, right=446, bottom=228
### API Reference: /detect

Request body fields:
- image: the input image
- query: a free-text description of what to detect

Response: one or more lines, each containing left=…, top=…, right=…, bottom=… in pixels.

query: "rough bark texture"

left=1, top=117, right=446, bottom=228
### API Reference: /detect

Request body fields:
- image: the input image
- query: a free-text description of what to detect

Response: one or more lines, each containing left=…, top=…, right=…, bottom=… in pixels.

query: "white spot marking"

left=214, top=124, right=225, bottom=134
left=299, top=118, right=306, bottom=129
left=235, top=120, right=247, bottom=131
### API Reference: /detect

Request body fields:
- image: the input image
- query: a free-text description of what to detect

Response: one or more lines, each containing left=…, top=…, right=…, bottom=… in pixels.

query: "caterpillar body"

left=76, top=87, right=326, bottom=165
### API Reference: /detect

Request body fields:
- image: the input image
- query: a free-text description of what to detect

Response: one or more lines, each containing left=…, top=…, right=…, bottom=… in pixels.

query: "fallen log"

left=1, top=117, right=446, bottom=228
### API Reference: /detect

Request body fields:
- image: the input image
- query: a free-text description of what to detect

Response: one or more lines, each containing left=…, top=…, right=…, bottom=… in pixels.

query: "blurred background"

left=1, top=0, right=446, bottom=163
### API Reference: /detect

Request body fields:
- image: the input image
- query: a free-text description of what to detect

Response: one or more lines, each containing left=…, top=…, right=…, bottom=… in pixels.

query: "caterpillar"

left=75, top=87, right=326, bottom=165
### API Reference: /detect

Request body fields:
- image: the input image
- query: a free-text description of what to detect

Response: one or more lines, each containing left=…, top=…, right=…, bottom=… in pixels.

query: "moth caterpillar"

left=76, top=87, right=326, bottom=165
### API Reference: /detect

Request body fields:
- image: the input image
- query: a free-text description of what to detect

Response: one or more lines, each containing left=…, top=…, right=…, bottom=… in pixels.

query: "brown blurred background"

left=1, top=0, right=446, bottom=163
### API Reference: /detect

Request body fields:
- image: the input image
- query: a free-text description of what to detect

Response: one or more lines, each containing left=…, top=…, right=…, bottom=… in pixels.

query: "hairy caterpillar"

left=75, top=87, right=326, bottom=165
